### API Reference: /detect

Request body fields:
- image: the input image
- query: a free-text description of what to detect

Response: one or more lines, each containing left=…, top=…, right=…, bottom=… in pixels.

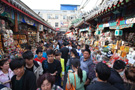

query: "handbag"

left=65, top=73, right=76, bottom=90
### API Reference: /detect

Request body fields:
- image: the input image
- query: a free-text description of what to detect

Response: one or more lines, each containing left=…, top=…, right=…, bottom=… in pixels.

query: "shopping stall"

left=0, top=0, right=56, bottom=58
left=74, top=0, right=135, bottom=66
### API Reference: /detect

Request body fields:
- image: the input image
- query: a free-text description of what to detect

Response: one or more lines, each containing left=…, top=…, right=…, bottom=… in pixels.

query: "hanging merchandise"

left=3, top=30, right=16, bottom=53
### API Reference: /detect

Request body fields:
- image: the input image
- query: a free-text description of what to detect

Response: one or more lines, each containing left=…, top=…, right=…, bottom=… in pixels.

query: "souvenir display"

left=28, top=31, right=36, bottom=46
left=3, top=30, right=16, bottom=53
left=19, top=35, right=27, bottom=44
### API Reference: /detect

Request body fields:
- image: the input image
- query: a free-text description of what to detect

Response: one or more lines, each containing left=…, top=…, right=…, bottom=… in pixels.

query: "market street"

left=0, top=0, right=135, bottom=90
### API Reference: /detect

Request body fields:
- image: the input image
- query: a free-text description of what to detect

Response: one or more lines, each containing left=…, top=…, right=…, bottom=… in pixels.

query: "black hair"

left=55, top=50, right=61, bottom=56
left=125, top=66, right=135, bottom=83
left=83, top=49, right=91, bottom=55
left=85, top=44, right=89, bottom=50
left=71, top=48, right=79, bottom=59
left=0, top=59, right=8, bottom=70
left=96, top=62, right=111, bottom=81
left=47, top=49, right=54, bottom=55
left=77, top=44, right=81, bottom=47
left=37, top=73, right=55, bottom=88
left=25, top=45, right=32, bottom=51
left=40, top=40, right=44, bottom=44
left=71, top=59, right=83, bottom=83
left=113, top=60, right=126, bottom=70
left=22, top=51, right=34, bottom=60
left=62, top=42, right=67, bottom=46
left=10, top=58, right=25, bottom=71
left=36, top=48, right=43, bottom=54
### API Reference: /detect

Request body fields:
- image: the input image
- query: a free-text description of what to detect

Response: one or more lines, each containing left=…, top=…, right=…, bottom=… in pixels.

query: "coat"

left=108, top=69, right=125, bottom=90
left=11, top=70, right=37, bottom=90
left=33, top=61, right=43, bottom=80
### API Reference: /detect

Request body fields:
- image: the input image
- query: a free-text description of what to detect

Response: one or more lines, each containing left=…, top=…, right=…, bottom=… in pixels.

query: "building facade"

left=34, top=4, right=80, bottom=32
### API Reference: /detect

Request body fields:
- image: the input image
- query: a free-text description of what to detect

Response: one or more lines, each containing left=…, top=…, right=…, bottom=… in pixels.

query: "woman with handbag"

left=66, top=49, right=79, bottom=72
left=66, top=59, right=87, bottom=90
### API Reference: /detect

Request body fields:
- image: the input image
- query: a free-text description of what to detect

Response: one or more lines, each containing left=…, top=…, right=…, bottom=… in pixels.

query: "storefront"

left=0, top=3, right=16, bottom=54
left=0, top=0, right=55, bottom=56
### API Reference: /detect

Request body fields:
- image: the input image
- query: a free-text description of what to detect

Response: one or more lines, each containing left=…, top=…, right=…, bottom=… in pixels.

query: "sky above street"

left=21, top=0, right=102, bottom=11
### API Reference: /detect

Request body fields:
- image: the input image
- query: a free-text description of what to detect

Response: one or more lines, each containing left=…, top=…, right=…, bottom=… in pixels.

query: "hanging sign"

left=115, top=30, right=123, bottom=36
left=119, top=24, right=133, bottom=29
left=109, top=24, right=133, bottom=29
left=23, top=17, right=35, bottom=26
left=109, top=22, right=117, bottom=27
left=126, top=18, right=135, bottom=24
left=39, top=24, right=43, bottom=31
left=103, top=23, right=109, bottom=27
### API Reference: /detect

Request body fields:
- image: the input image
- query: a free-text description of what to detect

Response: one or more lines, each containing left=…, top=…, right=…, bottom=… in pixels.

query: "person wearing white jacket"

left=22, top=51, right=43, bottom=80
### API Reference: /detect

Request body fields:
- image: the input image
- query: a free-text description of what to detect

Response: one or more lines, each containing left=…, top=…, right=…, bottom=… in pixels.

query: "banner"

left=126, top=18, right=135, bottom=24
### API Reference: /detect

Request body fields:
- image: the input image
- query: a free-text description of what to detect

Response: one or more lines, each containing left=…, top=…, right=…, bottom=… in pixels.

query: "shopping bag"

left=65, top=73, right=76, bottom=90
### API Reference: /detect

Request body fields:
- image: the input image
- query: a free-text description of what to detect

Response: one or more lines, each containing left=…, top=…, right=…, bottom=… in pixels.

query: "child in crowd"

left=34, top=48, right=46, bottom=63
left=55, top=51, right=65, bottom=87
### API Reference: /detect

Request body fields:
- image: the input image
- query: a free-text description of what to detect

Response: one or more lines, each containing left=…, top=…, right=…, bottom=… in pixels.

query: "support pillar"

left=14, top=13, right=18, bottom=32
left=36, top=24, right=40, bottom=43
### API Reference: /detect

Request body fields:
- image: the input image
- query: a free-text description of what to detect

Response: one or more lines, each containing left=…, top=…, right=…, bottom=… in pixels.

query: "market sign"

left=119, top=24, right=133, bottom=29
left=103, top=23, right=109, bottom=27
left=55, top=28, right=60, bottom=31
left=24, top=17, right=34, bottom=26
left=120, top=20, right=126, bottom=25
left=109, top=24, right=133, bottom=29
left=126, top=18, right=135, bottom=24
left=99, top=24, right=103, bottom=28
left=39, top=24, right=43, bottom=31
left=109, top=22, right=117, bottom=27
left=22, top=17, right=35, bottom=26
left=110, top=26, right=117, bottom=29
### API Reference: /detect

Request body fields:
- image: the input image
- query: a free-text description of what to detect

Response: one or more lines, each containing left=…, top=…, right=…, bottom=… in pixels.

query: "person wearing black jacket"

left=86, top=62, right=118, bottom=90
left=10, top=58, right=37, bottom=90
left=108, top=60, right=126, bottom=90
left=42, top=49, right=62, bottom=86
left=60, top=43, right=69, bottom=68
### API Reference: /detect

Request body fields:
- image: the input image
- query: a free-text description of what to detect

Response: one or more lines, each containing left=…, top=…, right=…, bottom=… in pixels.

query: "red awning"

left=1, top=0, right=56, bottom=31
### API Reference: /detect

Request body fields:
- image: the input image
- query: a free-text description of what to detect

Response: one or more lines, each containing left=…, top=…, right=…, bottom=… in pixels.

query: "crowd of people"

left=0, top=35, right=135, bottom=90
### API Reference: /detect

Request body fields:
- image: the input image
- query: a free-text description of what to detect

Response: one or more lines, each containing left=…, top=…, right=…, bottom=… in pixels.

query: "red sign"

left=55, top=28, right=60, bottom=31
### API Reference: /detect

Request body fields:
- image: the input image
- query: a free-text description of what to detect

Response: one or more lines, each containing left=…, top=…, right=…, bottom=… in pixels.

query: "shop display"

left=19, top=35, right=27, bottom=44
left=3, top=30, right=16, bottom=53
left=28, top=31, right=37, bottom=46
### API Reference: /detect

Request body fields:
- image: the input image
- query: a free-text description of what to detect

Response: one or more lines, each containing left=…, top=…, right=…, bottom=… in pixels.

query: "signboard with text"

left=126, top=18, right=135, bottom=24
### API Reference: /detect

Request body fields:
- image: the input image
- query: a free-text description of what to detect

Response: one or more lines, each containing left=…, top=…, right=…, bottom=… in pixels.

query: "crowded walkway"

left=0, top=32, right=135, bottom=90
